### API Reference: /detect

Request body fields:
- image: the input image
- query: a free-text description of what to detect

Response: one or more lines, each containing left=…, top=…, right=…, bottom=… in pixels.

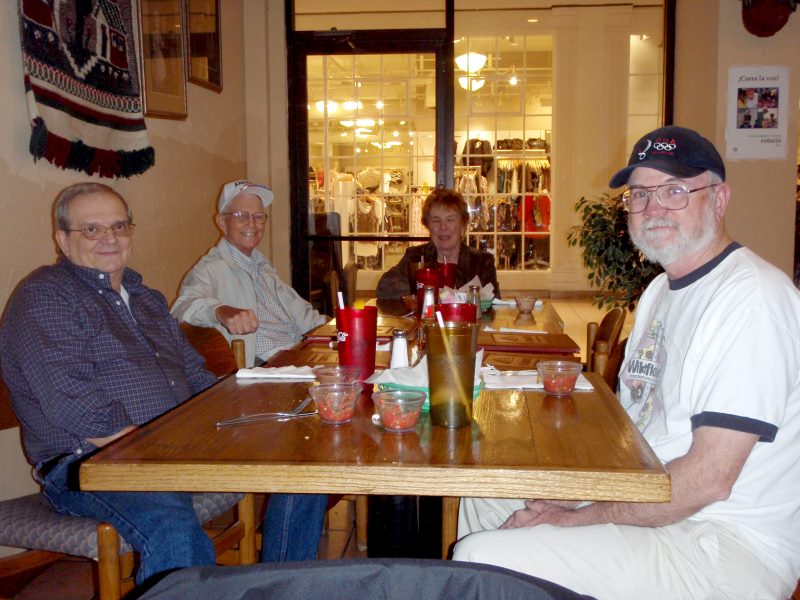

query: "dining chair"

left=594, top=337, right=628, bottom=392
left=179, top=322, right=244, bottom=375
left=0, top=372, right=256, bottom=600
left=328, top=269, right=342, bottom=310
left=585, top=307, right=626, bottom=374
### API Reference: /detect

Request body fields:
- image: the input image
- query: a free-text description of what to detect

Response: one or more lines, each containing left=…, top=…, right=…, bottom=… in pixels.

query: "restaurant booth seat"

left=138, top=558, right=597, bottom=600
left=0, top=370, right=256, bottom=600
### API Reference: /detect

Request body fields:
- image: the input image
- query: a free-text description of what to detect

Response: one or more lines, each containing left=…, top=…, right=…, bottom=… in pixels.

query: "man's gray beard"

left=630, top=203, right=719, bottom=269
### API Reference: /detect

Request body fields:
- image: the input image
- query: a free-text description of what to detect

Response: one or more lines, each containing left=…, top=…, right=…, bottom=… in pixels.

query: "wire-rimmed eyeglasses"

left=65, top=222, right=135, bottom=240
left=221, top=210, right=267, bottom=224
left=621, top=183, right=718, bottom=214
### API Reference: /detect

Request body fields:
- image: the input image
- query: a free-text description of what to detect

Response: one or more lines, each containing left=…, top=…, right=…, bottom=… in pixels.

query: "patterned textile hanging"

left=18, top=0, right=154, bottom=178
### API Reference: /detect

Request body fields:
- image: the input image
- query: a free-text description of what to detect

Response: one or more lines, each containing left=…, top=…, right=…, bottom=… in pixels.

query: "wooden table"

left=80, top=373, right=670, bottom=557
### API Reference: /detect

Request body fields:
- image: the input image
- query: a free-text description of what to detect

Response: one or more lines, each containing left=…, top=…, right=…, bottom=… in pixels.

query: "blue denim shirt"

left=0, top=258, right=216, bottom=464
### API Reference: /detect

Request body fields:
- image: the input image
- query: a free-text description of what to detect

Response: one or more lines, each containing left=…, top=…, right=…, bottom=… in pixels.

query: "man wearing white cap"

left=173, top=179, right=326, bottom=368
left=173, top=179, right=328, bottom=563
left=454, top=127, right=800, bottom=599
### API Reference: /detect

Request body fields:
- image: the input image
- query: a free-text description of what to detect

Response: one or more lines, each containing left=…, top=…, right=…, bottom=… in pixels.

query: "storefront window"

left=454, top=36, right=553, bottom=272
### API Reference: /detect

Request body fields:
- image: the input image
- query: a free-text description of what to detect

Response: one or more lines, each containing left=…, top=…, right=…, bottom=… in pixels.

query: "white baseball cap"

left=218, top=180, right=274, bottom=212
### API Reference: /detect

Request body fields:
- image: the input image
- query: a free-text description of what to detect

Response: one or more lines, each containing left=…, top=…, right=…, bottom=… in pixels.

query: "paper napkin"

left=482, top=326, right=548, bottom=335
left=236, top=366, right=317, bottom=380
left=481, top=367, right=593, bottom=391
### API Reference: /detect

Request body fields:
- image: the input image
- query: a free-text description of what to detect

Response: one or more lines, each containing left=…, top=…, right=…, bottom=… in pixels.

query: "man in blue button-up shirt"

left=0, top=182, right=221, bottom=586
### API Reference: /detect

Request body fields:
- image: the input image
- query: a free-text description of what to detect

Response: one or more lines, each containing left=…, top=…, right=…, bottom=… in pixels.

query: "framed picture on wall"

left=138, top=0, right=188, bottom=119
left=186, top=0, right=222, bottom=92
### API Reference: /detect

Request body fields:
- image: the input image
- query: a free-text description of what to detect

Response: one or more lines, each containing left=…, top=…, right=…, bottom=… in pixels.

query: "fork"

left=215, top=397, right=314, bottom=428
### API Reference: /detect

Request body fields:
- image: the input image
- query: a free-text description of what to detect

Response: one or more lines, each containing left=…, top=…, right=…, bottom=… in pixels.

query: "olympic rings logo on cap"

left=652, top=142, right=677, bottom=151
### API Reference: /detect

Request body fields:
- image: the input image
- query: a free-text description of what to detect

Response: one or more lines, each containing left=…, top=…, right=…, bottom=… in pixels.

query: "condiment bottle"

left=465, top=284, right=481, bottom=310
left=417, top=285, right=437, bottom=355
left=390, top=329, right=410, bottom=368
left=420, top=285, right=437, bottom=320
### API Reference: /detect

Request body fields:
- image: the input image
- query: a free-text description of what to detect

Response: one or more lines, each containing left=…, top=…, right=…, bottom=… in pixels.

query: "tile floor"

left=3, top=298, right=628, bottom=599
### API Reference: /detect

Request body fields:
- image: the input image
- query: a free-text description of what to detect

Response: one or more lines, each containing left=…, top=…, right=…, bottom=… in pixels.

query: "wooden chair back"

left=179, top=323, right=245, bottom=375
left=594, top=336, right=628, bottom=392
left=0, top=375, right=20, bottom=430
left=586, top=307, right=626, bottom=373
left=342, top=262, right=359, bottom=306
left=328, top=270, right=341, bottom=311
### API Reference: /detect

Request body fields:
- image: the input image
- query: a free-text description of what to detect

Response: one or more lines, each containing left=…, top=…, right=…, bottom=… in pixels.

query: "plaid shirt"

left=0, top=258, right=216, bottom=465
left=226, top=242, right=301, bottom=358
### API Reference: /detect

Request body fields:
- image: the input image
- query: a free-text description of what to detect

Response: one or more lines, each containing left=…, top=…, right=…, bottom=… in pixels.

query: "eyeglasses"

left=621, top=183, right=718, bottom=214
left=65, top=222, right=135, bottom=240
left=221, top=210, right=267, bottom=224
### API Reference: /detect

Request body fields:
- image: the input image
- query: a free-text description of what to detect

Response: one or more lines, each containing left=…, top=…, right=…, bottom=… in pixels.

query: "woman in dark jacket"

left=376, top=187, right=500, bottom=300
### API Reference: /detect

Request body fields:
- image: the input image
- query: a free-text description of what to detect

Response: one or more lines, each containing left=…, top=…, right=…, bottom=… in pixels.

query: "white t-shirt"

left=620, top=244, right=800, bottom=587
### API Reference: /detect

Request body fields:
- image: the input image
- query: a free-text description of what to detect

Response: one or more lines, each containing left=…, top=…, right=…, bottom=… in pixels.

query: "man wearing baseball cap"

left=173, top=179, right=328, bottom=562
left=454, top=126, right=800, bottom=599
left=173, top=179, right=326, bottom=367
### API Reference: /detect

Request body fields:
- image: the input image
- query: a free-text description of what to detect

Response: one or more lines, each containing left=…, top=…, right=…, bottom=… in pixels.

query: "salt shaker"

left=390, top=329, right=410, bottom=368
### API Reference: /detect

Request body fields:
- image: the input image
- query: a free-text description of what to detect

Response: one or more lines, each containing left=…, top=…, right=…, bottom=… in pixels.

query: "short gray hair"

left=53, top=182, right=132, bottom=231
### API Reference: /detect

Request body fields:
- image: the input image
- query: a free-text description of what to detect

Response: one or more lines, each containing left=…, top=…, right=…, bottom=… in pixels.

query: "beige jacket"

left=171, top=239, right=326, bottom=367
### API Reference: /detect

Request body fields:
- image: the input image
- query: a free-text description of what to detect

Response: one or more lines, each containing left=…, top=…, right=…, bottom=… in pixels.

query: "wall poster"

left=726, top=66, right=789, bottom=160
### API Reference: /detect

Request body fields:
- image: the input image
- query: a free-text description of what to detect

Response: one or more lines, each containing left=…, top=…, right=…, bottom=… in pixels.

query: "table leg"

left=441, top=496, right=459, bottom=559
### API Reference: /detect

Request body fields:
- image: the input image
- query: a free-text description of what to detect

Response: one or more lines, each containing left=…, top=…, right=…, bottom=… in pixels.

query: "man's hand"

left=215, top=305, right=259, bottom=334
left=501, top=500, right=581, bottom=529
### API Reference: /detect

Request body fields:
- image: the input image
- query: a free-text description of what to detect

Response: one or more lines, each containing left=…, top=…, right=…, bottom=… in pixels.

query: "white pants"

left=454, top=497, right=789, bottom=600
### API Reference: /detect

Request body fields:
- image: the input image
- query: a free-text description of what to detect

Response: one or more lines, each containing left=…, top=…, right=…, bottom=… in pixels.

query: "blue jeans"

left=40, top=455, right=216, bottom=585
left=261, top=493, right=328, bottom=562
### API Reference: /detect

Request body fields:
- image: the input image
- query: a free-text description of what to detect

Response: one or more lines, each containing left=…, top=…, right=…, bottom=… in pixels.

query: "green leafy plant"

left=567, top=193, right=662, bottom=311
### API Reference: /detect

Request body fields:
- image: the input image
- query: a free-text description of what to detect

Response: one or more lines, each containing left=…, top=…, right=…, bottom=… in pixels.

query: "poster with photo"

left=726, top=66, right=789, bottom=160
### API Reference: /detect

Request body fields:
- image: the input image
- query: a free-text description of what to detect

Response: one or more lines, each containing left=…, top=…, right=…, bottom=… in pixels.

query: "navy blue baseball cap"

left=609, top=126, right=726, bottom=188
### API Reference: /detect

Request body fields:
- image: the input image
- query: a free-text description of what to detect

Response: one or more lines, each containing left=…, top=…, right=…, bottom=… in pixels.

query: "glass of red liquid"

left=335, top=306, right=378, bottom=388
left=439, top=262, right=457, bottom=288
left=414, top=267, right=443, bottom=317
left=434, top=302, right=477, bottom=323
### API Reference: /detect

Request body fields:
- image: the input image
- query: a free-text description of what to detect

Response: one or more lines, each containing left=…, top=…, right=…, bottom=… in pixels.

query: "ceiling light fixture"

left=315, top=100, right=338, bottom=113
left=455, top=52, right=487, bottom=73
left=342, top=100, right=363, bottom=111
left=527, top=18, right=539, bottom=23
left=509, top=66, right=518, bottom=86
left=458, top=76, right=485, bottom=91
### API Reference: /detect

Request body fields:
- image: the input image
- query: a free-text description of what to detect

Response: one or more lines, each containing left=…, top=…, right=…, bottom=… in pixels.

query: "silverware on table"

left=215, top=397, right=315, bottom=428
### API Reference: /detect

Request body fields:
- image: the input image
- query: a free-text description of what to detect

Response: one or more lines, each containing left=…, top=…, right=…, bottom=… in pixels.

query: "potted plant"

left=567, top=193, right=662, bottom=311
left=741, top=0, right=797, bottom=37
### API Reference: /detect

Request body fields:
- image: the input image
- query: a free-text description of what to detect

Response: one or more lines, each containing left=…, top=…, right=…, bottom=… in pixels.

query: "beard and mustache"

left=629, top=196, right=720, bottom=268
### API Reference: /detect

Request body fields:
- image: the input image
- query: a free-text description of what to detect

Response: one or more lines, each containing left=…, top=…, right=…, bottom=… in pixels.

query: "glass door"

left=308, top=53, right=437, bottom=300
left=287, top=29, right=452, bottom=311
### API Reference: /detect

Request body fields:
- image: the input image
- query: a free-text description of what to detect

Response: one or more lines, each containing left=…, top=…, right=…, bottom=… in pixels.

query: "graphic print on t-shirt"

left=621, top=319, right=667, bottom=435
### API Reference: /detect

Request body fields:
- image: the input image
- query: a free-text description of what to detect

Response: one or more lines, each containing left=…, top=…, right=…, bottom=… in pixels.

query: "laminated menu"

left=476, top=331, right=579, bottom=355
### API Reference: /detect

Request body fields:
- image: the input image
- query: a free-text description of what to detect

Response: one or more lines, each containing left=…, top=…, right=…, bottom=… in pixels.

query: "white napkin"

left=482, top=326, right=548, bottom=335
left=491, top=298, right=516, bottom=306
left=366, top=350, right=484, bottom=388
left=236, top=366, right=316, bottom=380
left=376, top=341, right=392, bottom=352
left=481, top=367, right=593, bottom=391
left=438, top=277, right=495, bottom=304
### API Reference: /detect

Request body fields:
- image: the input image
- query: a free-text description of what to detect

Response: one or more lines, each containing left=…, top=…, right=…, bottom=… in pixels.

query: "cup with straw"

left=335, top=292, right=378, bottom=388
left=425, top=311, right=477, bottom=428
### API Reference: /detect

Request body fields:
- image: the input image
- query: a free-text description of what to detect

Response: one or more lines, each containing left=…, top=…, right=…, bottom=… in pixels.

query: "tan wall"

left=0, top=0, right=248, bottom=551
left=674, top=0, right=799, bottom=274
